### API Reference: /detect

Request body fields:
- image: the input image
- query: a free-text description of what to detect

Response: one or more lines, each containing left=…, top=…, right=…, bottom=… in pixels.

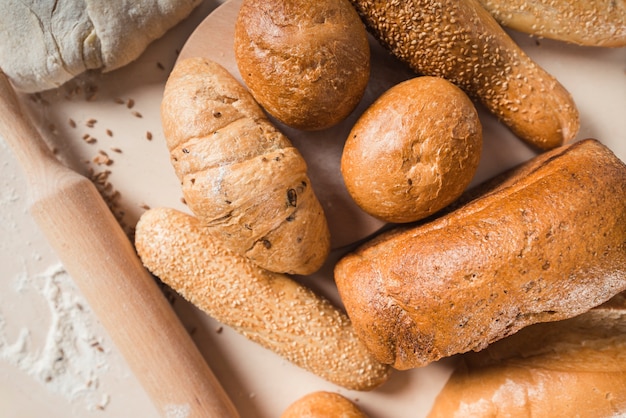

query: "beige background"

left=1, top=1, right=624, bottom=416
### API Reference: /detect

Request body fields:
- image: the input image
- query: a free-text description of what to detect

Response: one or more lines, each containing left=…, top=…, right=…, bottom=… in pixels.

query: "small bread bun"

left=234, top=0, right=370, bottom=131
left=281, top=391, right=368, bottom=418
left=341, top=76, right=482, bottom=223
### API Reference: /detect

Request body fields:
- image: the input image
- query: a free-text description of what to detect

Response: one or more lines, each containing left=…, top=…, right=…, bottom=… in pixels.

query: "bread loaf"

left=341, top=76, right=482, bottom=223
left=477, top=0, right=626, bottom=47
left=161, top=57, right=330, bottom=275
left=347, top=0, right=579, bottom=150
left=334, top=138, right=626, bottom=370
left=135, top=207, right=391, bottom=391
left=281, top=391, right=368, bottom=418
left=234, top=0, right=370, bottom=131
left=427, top=293, right=626, bottom=417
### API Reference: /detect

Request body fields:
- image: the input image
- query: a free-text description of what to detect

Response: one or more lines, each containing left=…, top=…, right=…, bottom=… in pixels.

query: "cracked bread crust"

left=427, top=293, right=626, bottom=417
left=335, top=139, right=626, bottom=370
left=234, top=0, right=370, bottom=131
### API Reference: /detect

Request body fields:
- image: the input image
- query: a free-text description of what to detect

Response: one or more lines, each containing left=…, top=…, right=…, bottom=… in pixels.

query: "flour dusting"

left=0, top=263, right=111, bottom=411
left=164, top=403, right=191, bottom=418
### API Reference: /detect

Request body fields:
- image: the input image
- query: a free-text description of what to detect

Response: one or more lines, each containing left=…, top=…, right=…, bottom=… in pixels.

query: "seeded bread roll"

left=234, top=0, right=370, bottom=131
left=477, top=0, right=626, bottom=47
left=281, top=391, right=368, bottom=418
left=161, top=57, right=330, bottom=275
left=427, top=294, right=626, bottom=417
left=135, top=207, right=391, bottom=391
left=335, top=139, right=626, bottom=370
left=348, top=0, right=579, bottom=150
left=341, top=76, right=482, bottom=223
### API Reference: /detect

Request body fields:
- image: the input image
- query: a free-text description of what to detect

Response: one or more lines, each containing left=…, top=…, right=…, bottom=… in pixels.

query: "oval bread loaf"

left=335, top=139, right=626, bottom=370
left=161, top=57, right=330, bottom=275
left=234, top=0, right=370, bottom=131
left=341, top=76, right=482, bottom=223
left=281, top=391, right=368, bottom=418
left=135, top=207, right=391, bottom=391
left=347, top=0, right=580, bottom=150
left=477, top=0, right=626, bottom=47
left=427, top=294, right=626, bottom=417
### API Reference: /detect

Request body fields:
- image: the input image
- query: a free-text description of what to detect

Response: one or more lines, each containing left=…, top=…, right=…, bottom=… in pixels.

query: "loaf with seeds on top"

left=477, top=0, right=626, bottom=47
left=348, top=0, right=579, bottom=150
left=135, top=207, right=391, bottom=391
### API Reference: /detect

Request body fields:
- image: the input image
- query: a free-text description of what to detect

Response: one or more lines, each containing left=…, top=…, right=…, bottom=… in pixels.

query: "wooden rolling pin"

left=0, top=71, right=239, bottom=418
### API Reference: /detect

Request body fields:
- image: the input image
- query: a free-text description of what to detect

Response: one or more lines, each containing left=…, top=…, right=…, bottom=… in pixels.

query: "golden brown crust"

left=234, top=0, right=370, bottom=130
left=348, top=0, right=580, bottom=150
left=160, top=57, right=330, bottom=275
left=334, top=139, right=626, bottom=370
left=281, top=391, right=368, bottom=418
left=478, top=0, right=626, bottom=47
left=135, top=207, right=391, bottom=391
left=341, top=76, right=482, bottom=223
left=427, top=294, right=626, bottom=417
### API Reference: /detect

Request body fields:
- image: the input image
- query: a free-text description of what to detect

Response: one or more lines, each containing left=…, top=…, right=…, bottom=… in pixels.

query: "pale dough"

left=0, top=0, right=202, bottom=92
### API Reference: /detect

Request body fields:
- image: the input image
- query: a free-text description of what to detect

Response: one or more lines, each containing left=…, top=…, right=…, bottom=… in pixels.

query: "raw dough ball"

left=0, top=0, right=202, bottom=92
left=341, top=76, right=482, bottom=223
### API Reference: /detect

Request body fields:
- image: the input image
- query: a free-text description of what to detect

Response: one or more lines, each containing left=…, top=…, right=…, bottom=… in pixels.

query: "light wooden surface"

left=0, top=70, right=239, bottom=417
left=0, top=1, right=624, bottom=417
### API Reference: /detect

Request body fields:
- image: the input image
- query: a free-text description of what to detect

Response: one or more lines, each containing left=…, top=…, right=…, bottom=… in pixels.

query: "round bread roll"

left=234, top=0, right=370, bottom=131
left=281, top=391, right=368, bottom=418
left=0, top=0, right=202, bottom=92
left=341, top=76, right=482, bottom=223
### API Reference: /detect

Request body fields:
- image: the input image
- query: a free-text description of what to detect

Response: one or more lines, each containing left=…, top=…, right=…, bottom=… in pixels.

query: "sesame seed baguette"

left=348, top=0, right=580, bottom=150
left=134, top=207, right=392, bottom=391
left=477, top=0, right=626, bottom=47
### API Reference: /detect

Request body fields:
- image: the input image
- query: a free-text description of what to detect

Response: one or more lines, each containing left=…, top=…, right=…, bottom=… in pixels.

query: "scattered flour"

left=0, top=263, right=111, bottom=412
left=164, top=403, right=191, bottom=418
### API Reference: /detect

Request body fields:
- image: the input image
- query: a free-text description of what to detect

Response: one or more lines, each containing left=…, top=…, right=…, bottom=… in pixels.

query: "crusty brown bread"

left=341, top=76, right=482, bottom=223
left=234, top=0, right=370, bottom=131
left=135, top=207, right=391, bottom=391
left=281, top=391, right=368, bottom=418
left=427, top=293, right=626, bottom=417
left=334, top=139, right=626, bottom=370
left=477, top=0, right=626, bottom=47
left=347, top=0, right=579, bottom=150
left=161, top=57, right=330, bottom=275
